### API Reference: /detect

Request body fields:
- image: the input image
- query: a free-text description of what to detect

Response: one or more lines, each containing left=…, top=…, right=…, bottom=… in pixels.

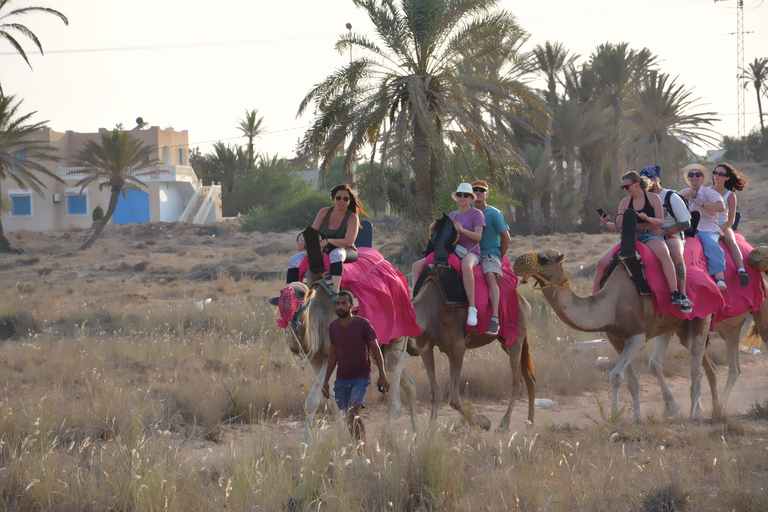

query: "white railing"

left=193, top=184, right=220, bottom=224
left=178, top=183, right=203, bottom=223
left=57, top=164, right=200, bottom=186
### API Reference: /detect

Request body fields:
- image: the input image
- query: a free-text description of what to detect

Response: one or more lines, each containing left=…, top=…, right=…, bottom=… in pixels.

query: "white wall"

left=158, top=182, right=189, bottom=222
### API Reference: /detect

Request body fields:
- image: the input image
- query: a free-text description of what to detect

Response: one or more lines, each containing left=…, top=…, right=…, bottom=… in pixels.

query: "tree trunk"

left=413, top=120, right=432, bottom=217
left=0, top=186, right=12, bottom=253
left=757, top=86, right=765, bottom=135
left=531, top=197, right=545, bottom=235
left=78, top=187, right=121, bottom=250
left=583, top=158, right=605, bottom=233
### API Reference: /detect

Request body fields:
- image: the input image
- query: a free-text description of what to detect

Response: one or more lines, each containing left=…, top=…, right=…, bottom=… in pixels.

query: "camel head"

left=748, top=246, right=768, bottom=273
left=269, top=282, right=317, bottom=354
left=513, top=250, right=569, bottom=292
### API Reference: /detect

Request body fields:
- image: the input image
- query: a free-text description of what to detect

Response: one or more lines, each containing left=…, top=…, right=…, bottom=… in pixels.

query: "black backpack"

left=662, top=190, right=699, bottom=237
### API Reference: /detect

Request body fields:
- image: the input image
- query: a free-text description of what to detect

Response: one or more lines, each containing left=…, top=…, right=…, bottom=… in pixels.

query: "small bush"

left=241, top=189, right=328, bottom=232
left=92, top=204, right=105, bottom=222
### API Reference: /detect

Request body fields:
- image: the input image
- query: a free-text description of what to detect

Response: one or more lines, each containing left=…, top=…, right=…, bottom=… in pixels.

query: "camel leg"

left=381, top=338, right=417, bottom=433
left=421, top=346, right=440, bottom=423
left=400, top=369, right=418, bottom=433
left=719, top=323, right=744, bottom=411
left=447, top=342, right=490, bottom=430
left=687, top=323, right=709, bottom=420
left=702, top=351, right=719, bottom=418
left=607, top=333, right=645, bottom=422
left=648, top=331, right=681, bottom=418
left=521, top=337, right=536, bottom=425
left=624, top=364, right=642, bottom=423
left=498, top=338, right=522, bottom=432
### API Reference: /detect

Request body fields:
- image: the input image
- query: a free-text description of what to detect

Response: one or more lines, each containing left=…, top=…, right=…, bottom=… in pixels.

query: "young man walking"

left=471, top=180, right=511, bottom=335
left=322, top=291, right=390, bottom=443
left=640, top=166, right=693, bottom=313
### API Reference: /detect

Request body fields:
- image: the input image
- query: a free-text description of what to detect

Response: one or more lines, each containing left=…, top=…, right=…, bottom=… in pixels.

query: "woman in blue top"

left=412, top=183, right=485, bottom=326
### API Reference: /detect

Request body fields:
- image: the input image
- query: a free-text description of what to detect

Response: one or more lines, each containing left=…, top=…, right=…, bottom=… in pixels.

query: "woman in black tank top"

left=285, top=184, right=366, bottom=299
left=593, top=171, right=687, bottom=312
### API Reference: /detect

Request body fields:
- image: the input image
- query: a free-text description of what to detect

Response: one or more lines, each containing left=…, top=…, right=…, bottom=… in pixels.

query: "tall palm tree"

left=0, top=0, right=68, bottom=95
left=236, top=109, right=263, bottom=169
left=298, top=0, right=548, bottom=216
left=195, top=141, right=248, bottom=193
left=531, top=41, right=579, bottom=154
left=625, top=71, right=718, bottom=188
left=583, top=42, right=658, bottom=182
left=743, top=57, right=768, bottom=136
left=0, top=94, right=60, bottom=252
left=73, top=130, right=157, bottom=250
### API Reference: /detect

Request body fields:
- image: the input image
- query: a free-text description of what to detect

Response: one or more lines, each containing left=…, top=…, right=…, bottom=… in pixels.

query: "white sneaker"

left=716, top=279, right=727, bottom=291
left=467, top=307, right=478, bottom=326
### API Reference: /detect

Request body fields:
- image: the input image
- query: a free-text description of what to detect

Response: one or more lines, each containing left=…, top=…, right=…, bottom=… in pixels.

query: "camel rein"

left=527, top=251, right=570, bottom=296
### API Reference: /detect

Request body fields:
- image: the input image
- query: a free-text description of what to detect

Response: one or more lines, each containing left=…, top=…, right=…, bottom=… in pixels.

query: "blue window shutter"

left=11, top=195, right=32, bottom=216
left=67, top=194, right=88, bottom=215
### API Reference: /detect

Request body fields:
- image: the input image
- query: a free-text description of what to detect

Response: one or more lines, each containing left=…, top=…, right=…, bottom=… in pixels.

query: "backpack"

left=662, top=190, right=699, bottom=237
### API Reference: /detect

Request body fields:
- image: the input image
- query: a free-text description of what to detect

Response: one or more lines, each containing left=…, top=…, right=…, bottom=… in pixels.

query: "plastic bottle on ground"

left=534, top=398, right=557, bottom=408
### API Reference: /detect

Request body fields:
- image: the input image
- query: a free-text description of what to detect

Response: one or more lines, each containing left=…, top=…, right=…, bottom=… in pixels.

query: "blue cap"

left=639, top=165, right=661, bottom=180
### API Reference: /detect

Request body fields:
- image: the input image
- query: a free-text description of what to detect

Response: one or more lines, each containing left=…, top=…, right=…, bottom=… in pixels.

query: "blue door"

left=113, top=189, right=150, bottom=224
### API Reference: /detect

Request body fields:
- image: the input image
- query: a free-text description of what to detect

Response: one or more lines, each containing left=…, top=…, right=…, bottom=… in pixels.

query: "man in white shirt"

left=640, top=165, right=692, bottom=313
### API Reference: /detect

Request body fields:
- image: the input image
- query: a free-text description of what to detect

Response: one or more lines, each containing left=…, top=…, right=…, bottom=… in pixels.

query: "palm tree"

left=194, top=141, right=248, bottom=193
left=625, top=71, right=718, bottom=188
left=0, top=94, right=61, bottom=252
left=73, top=130, right=158, bottom=250
left=236, top=109, right=264, bottom=168
left=0, top=0, right=68, bottom=95
left=298, top=0, right=548, bottom=216
left=583, top=42, right=658, bottom=182
left=511, top=144, right=558, bottom=234
left=743, top=57, right=768, bottom=136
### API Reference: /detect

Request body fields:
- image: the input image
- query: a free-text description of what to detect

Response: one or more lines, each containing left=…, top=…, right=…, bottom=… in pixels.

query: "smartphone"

left=596, top=208, right=605, bottom=217
left=378, top=385, right=386, bottom=393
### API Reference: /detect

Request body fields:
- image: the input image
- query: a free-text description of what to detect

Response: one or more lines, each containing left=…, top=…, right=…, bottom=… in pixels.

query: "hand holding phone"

left=596, top=208, right=605, bottom=217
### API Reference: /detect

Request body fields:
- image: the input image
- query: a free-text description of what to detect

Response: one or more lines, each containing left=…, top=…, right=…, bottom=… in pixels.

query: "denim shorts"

left=637, top=232, right=664, bottom=244
left=334, top=377, right=370, bottom=410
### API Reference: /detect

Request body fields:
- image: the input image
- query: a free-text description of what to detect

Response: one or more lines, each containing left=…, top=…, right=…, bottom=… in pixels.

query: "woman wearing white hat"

left=411, top=183, right=486, bottom=326
left=679, top=163, right=727, bottom=290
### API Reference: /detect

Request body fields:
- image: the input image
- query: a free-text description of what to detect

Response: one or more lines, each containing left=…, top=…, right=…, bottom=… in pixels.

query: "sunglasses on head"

left=455, top=192, right=473, bottom=198
left=472, top=187, right=487, bottom=193
left=712, top=171, right=728, bottom=177
left=334, top=195, right=350, bottom=202
left=620, top=183, right=634, bottom=190
left=687, top=172, right=704, bottom=178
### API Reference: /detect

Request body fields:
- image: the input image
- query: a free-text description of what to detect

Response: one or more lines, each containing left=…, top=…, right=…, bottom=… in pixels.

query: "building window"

left=178, top=148, right=185, bottom=165
left=66, top=194, right=88, bottom=215
left=10, top=194, right=32, bottom=216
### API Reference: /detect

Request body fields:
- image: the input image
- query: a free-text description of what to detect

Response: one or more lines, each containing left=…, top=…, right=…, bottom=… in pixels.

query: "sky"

left=3, top=0, right=767, bottom=160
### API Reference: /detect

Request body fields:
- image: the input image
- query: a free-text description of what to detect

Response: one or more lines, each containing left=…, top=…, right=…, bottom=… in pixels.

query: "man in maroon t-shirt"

left=322, top=291, right=390, bottom=443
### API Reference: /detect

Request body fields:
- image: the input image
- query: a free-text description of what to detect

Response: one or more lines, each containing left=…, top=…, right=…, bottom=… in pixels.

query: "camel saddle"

left=413, top=214, right=466, bottom=305
left=599, top=207, right=652, bottom=295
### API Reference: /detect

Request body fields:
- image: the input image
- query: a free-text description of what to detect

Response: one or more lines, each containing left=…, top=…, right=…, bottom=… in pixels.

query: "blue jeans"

left=697, top=231, right=726, bottom=275
left=637, top=233, right=664, bottom=244
left=334, top=378, right=370, bottom=410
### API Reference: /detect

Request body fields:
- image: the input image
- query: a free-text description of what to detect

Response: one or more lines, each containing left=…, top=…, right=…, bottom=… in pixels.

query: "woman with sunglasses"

left=679, top=164, right=728, bottom=290
left=596, top=171, right=687, bottom=310
left=712, top=163, right=750, bottom=286
left=286, top=184, right=365, bottom=300
left=411, top=182, right=485, bottom=326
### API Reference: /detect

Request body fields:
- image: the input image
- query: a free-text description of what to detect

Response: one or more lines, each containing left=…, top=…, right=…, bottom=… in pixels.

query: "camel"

left=271, top=277, right=418, bottom=434
left=513, top=250, right=718, bottom=421
left=648, top=276, right=768, bottom=415
left=410, top=267, right=535, bottom=430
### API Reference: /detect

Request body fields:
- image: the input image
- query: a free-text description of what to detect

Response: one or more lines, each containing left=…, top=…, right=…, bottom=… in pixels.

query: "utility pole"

left=346, top=23, right=352, bottom=63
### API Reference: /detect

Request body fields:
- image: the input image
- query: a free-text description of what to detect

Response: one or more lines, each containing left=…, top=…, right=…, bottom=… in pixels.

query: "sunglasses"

left=455, top=192, right=474, bottom=198
left=620, top=183, right=634, bottom=190
left=334, top=195, right=350, bottom=202
left=472, top=188, right=487, bottom=193
left=712, top=171, right=728, bottom=177
left=687, top=172, right=704, bottom=178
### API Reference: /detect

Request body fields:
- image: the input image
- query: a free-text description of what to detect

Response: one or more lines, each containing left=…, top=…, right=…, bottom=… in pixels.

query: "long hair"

left=622, top=171, right=651, bottom=191
left=330, top=183, right=368, bottom=220
left=714, top=163, right=749, bottom=192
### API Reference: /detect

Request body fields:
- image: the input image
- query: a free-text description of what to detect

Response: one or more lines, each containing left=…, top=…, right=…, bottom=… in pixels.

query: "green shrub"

left=241, top=189, right=328, bottom=232
left=92, top=204, right=105, bottom=222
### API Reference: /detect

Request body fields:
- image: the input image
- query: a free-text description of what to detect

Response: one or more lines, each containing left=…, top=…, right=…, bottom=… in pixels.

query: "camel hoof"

left=475, top=415, right=491, bottom=431
left=664, top=401, right=681, bottom=418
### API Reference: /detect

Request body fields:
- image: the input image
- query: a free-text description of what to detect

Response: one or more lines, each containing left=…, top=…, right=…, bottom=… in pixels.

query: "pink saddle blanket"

left=297, top=247, right=422, bottom=344
left=608, top=238, right=724, bottom=321
left=419, top=253, right=521, bottom=346
left=714, top=232, right=765, bottom=323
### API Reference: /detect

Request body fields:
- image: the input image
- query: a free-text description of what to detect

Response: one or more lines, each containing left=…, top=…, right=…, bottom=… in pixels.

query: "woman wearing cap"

left=597, top=171, right=687, bottom=311
left=285, top=183, right=364, bottom=300
left=411, top=183, right=485, bottom=326
left=679, top=164, right=727, bottom=290
left=711, top=162, right=750, bottom=287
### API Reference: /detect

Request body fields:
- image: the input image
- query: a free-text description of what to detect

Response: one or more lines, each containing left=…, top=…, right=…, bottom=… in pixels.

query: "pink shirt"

left=679, top=186, right=724, bottom=234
